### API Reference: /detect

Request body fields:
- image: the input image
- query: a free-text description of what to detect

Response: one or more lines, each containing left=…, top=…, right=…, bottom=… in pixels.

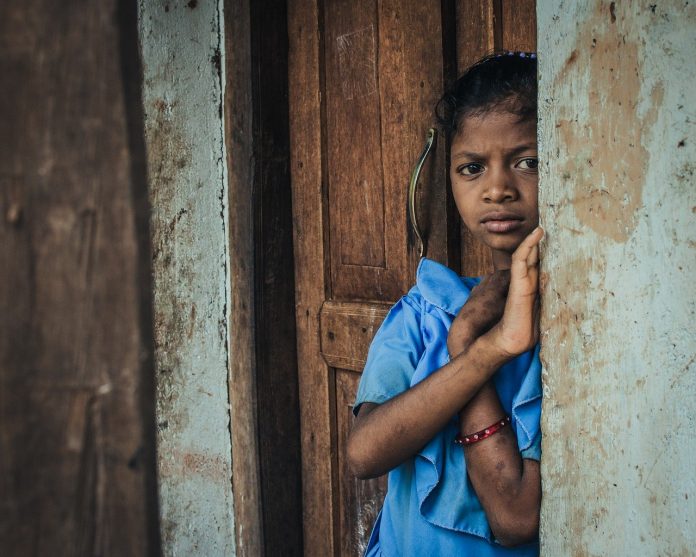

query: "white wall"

left=538, top=1, right=696, bottom=555
left=138, top=1, right=235, bottom=555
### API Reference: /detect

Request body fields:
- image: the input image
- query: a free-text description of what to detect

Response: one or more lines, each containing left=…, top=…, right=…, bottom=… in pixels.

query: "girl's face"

left=450, top=110, right=539, bottom=270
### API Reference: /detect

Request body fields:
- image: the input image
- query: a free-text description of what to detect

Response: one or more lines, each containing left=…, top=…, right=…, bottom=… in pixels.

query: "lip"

left=480, top=211, right=524, bottom=233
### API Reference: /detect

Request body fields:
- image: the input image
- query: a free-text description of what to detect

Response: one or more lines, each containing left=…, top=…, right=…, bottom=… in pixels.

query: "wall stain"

left=158, top=449, right=228, bottom=483
left=555, top=3, right=664, bottom=243
left=146, top=95, right=198, bottom=446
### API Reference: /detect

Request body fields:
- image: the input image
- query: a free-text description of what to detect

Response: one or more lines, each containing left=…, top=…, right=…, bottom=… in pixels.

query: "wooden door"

left=288, top=2, right=536, bottom=555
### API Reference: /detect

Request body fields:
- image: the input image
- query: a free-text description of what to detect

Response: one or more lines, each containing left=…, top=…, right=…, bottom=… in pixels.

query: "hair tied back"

left=435, top=50, right=538, bottom=139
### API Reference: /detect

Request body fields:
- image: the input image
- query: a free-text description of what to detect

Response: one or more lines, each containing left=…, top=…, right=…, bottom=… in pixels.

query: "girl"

left=347, top=52, right=543, bottom=556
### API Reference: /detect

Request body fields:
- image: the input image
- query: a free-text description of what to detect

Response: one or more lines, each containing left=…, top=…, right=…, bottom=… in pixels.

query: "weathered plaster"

left=138, top=1, right=235, bottom=555
left=538, top=1, right=696, bottom=555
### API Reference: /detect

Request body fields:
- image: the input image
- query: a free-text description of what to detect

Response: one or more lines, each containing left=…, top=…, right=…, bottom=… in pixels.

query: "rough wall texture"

left=538, top=1, right=696, bottom=555
left=138, top=1, right=235, bottom=555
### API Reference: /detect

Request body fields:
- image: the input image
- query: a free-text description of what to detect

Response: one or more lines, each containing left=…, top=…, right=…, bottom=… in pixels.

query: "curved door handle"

left=408, top=128, right=436, bottom=258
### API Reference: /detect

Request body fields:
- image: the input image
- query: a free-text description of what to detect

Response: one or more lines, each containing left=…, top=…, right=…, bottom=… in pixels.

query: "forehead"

left=452, top=111, right=537, bottom=153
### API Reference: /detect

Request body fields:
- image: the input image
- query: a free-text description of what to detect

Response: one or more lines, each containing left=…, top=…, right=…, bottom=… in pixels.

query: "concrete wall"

left=138, top=1, right=235, bottom=555
left=538, top=1, right=696, bottom=555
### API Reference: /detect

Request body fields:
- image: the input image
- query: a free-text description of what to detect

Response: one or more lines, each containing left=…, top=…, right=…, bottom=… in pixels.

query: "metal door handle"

left=408, top=128, right=436, bottom=258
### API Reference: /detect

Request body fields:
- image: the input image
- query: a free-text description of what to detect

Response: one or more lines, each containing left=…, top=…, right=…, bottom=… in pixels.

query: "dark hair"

left=436, top=51, right=537, bottom=139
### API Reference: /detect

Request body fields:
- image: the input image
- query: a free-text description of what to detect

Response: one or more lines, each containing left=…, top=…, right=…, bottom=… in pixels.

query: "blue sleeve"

left=520, top=426, right=541, bottom=461
left=353, top=292, right=424, bottom=415
left=511, top=345, right=542, bottom=462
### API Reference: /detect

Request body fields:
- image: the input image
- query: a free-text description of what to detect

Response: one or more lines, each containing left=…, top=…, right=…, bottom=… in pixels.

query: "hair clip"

left=494, top=50, right=537, bottom=59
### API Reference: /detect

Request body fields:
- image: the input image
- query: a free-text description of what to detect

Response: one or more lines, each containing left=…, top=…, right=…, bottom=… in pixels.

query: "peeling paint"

left=539, top=1, right=696, bottom=555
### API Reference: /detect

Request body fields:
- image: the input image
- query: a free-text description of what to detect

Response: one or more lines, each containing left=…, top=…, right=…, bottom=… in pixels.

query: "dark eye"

left=517, top=158, right=538, bottom=170
left=457, top=163, right=484, bottom=176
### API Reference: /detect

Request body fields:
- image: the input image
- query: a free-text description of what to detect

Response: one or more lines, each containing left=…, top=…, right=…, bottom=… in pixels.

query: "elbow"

left=490, top=511, right=539, bottom=548
left=346, top=432, right=381, bottom=480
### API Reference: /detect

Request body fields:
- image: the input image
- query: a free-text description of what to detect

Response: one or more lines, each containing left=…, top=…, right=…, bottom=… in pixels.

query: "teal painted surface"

left=538, top=1, right=696, bottom=555
left=138, top=1, right=235, bottom=555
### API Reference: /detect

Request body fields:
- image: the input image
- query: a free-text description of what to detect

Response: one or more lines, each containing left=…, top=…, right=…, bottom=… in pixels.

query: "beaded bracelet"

left=455, top=416, right=511, bottom=446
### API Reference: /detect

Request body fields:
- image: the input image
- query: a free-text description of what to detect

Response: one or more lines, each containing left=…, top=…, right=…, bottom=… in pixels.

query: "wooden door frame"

left=286, top=1, right=337, bottom=553
left=224, top=1, right=303, bottom=555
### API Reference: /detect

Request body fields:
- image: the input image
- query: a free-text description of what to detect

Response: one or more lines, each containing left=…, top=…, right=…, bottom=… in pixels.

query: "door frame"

left=224, top=1, right=303, bottom=555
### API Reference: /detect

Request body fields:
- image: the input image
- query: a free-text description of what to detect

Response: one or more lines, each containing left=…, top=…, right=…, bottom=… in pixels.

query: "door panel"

left=320, top=302, right=391, bottom=372
left=324, top=0, right=451, bottom=302
left=289, top=1, right=536, bottom=554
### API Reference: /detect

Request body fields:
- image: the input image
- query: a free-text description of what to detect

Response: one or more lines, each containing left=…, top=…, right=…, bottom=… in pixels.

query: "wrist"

left=486, top=320, right=538, bottom=360
left=474, top=330, right=516, bottom=368
left=458, top=382, right=501, bottom=429
left=449, top=333, right=513, bottom=386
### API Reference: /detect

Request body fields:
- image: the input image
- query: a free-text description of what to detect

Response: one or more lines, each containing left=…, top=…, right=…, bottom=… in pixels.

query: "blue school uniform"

left=353, top=258, right=542, bottom=557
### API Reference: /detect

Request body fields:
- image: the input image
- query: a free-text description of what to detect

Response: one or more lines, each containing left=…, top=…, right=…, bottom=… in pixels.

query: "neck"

left=491, top=249, right=512, bottom=271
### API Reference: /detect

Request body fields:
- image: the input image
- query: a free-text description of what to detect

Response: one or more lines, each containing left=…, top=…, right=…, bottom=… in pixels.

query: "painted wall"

left=138, top=1, right=235, bottom=555
left=538, top=1, right=696, bottom=555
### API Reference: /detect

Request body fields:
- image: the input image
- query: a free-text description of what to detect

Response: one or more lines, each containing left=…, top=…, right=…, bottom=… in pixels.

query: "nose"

left=483, top=166, right=517, bottom=203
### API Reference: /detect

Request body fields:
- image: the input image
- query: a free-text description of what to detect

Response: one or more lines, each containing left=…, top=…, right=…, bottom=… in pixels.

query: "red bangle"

left=455, top=416, right=511, bottom=446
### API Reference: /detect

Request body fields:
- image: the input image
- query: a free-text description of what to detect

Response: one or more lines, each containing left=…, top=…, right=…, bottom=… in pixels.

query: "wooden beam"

left=0, top=0, right=160, bottom=553
left=226, top=1, right=303, bottom=555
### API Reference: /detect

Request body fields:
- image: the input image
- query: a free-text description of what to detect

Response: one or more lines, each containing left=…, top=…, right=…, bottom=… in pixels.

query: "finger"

left=524, top=226, right=544, bottom=251
left=527, top=244, right=539, bottom=268
left=512, top=226, right=543, bottom=265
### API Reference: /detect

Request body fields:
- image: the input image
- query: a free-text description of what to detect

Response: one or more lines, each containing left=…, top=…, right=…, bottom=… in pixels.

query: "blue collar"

left=415, top=258, right=481, bottom=316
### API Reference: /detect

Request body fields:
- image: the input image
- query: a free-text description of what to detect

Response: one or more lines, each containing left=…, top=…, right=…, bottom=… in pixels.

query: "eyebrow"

left=451, top=143, right=538, bottom=160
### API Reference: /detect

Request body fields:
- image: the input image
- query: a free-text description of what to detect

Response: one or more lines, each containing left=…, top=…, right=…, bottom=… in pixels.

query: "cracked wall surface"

left=138, top=1, right=234, bottom=555
left=538, top=1, right=696, bottom=555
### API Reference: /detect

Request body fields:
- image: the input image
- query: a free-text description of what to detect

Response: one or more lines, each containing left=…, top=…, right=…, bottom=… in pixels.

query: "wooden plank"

left=227, top=2, right=303, bottom=554
left=248, top=1, right=304, bottom=555
left=501, top=0, right=537, bottom=52
left=324, top=4, right=387, bottom=270
left=320, top=301, right=391, bottom=372
left=287, top=0, right=337, bottom=554
left=0, top=0, right=159, bottom=554
left=335, top=370, right=387, bottom=557
left=455, top=0, right=497, bottom=277
left=378, top=0, right=452, bottom=279
left=225, top=1, right=264, bottom=555
left=456, top=0, right=496, bottom=68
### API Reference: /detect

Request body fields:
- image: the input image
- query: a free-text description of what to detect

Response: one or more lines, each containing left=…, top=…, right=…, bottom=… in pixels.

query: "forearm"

left=347, top=334, right=510, bottom=479
left=459, top=383, right=540, bottom=546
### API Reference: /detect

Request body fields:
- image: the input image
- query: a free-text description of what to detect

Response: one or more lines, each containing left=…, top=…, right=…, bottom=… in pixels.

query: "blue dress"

left=353, top=258, right=542, bottom=557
